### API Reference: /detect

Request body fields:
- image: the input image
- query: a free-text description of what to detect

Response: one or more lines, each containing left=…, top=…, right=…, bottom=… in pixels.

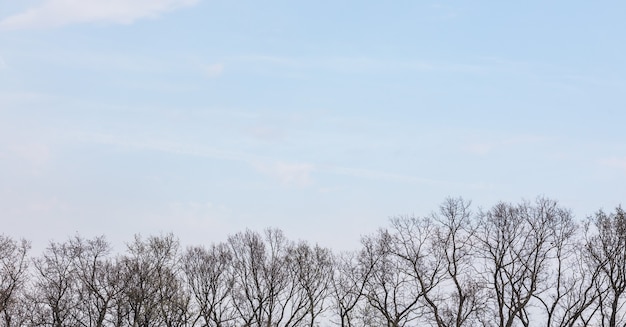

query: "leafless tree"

left=0, top=235, right=31, bottom=327
left=287, top=241, right=333, bottom=327
left=229, top=228, right=309, bottom=327
left=30, top=240, right=79, bottom=327
left=182, top=243, right=236, bottom=327
left=361, top=217, right=442, bottom=327
left=584, top=206, right=626, bottom=327
left=476, top=198, right=575, bottom=327
left=360, top=231, right=403, bottom=327
left=120, top=234, right=190, bottom=327
left=103, top=257, right=128, bottom=327
left=524, top=200, right=604, bottom=327
left=329, top=250, right=374, bottom=327
left=228, top=229, right=271, bottom=326
left=421, top=197, right=488, bottom=327
left=67, top=235, right=124, bottom=327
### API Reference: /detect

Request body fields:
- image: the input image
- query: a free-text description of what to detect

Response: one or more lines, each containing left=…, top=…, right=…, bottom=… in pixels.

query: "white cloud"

left=85, top=133, right=251, bottom=162
left=165, top=201, right=229, bottom=226
left=0, top=0, right=200, bottom=30
left=204, top=63, right=224, bottom=78
left=84, top=132, right=490, bottom=189
left=254, top=161, right=315, bottom=187
left=464, top=143, right=493, bottom=155
left=464, top=135, right=547, bottom=155
left=325, top=165, right=494, bottom=190
left=600, top=158, right=626, bottom=173
left=0, top=56, right=6, bottom=70
left=246, top=125, right=285, bottom=142
left=7, top=143, right=52, bottom=165
left=232, top=55, right=485, bottom=75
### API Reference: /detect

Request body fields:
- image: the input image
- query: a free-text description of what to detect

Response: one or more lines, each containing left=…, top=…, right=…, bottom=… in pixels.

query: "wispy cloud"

left=429, top=4, right=461, bottom=20
left=165, top=201, right=231, bottom=227
left=325, top=166, right=495, bottom=190
left=1, top=195, right=70, bottom=218
left=84, top=133, right=489, bottom=189
left=246, top=125, right=285, bottom=142
left=204, top=63, right=224, bottom=78
left=254, top=161, right=315, bottom=188
left=0, top=0, right=200, bottom=30
left=86, top=133, right=249, bottom=162
left=600, top=157, right=626, bottom=173
left=464, top=135, right=548, bottom=155
left=231, top=55, right=485, bottom=75
left=3, top=143, right=52, bottom=165
left=85, top=133, right=316, bottom=187
left=0, top=56, right=7, bottom=70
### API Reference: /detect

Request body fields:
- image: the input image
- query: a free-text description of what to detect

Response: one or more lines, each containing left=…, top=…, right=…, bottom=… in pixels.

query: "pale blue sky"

left=1, top=1, right=625, bottom=252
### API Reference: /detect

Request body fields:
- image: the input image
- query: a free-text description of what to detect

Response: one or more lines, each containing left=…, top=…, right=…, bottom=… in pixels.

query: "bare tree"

left=228, top=229, right=272, bottom=326
left=30, top=240, right=79, bottom=327
left=229, top=228, right=315, bottom=327
left=361, top=231, right=405, bottom=327
left=476, top=198, right=574, bottom=327
left=121, top=234, right=190, bottom=327
left=543, top=242, right=603, bottom=327
left=68, top=235, right=125, bottom=327
left=329, top=250, right=374, bottom=327
left=103, top=257, right=129, bottom=327
left=361, top=218, right=442, bottom=327
left=182, top=243, right=236, bottom=327
left=0, top=235, right=30, bottom=327
left=584, top=206, right=626, bottom=327
left=421, top=197, right=488, bottom=327
left=526, top=201, right=603, bottom=327
left=287, top=241, right=333, bottom=327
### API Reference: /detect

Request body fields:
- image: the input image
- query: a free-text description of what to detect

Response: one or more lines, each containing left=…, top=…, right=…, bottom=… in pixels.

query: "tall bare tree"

left=361, top=217, right=442, bottom=327
left=121, top=234, right=190, bottom=327
left=30, top=240, right=79, bottom=327
left=584, top=206, right=626, bottom=327
left=527, top=201, right=603, bottom=327
left=476, top=198, right=575, bottom=327
left=229, top=228, right=309, bottom=327
left=330, top=250, right=375, bottom=327
left=422, top=197, right=488, bottom=327
left=0, top=235, right=30, bottom=327
left=182, top=243, right=236, bottom=327
left=229, top=229, right=272, bottom=326
left=287, top=241, right=333, bottom=327
left=68, top=235, right=124, bottom=327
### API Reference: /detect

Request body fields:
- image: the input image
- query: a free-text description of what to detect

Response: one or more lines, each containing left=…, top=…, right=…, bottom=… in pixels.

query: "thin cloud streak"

left=230, top=55, right=486, bottom=75
left=253, top=161, right=315, bottom=187
left=0, top=0, right=200, bottom=30
left=325, top=166, right=496, bottom=191
left=85, top=132, right=487, bottom=189
left=600, top=157, right=626, bottom=173
left=86, top=133, right=251, bottom=163
left=204, top=63, right=224, bottom=78
left=464, top=135, right=549, bottom=155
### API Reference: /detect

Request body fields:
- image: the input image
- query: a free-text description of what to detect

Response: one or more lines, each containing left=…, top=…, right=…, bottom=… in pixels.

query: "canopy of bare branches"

left=1, top=197, right=624, bottom=327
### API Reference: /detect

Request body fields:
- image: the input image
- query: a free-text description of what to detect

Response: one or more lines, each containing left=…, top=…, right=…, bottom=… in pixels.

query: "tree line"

left=1, top=197, right=625, bottom=327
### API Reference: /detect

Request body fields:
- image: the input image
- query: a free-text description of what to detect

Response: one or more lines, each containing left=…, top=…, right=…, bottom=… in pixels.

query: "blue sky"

left=1, top=1, right=625, bottom=252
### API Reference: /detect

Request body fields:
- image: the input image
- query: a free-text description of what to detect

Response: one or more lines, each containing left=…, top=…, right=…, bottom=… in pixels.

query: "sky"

left=1, top=1, right=625, bottom=253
